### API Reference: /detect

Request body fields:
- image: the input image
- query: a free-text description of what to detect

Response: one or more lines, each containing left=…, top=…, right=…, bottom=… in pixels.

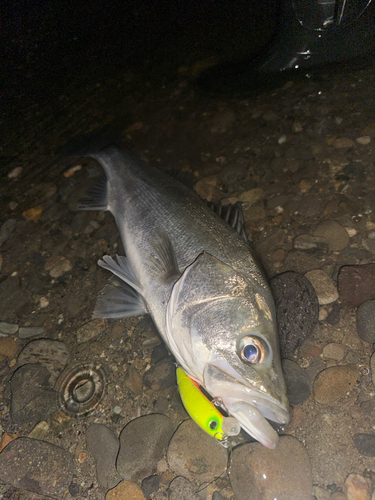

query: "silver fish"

left=78, top=146, right=289, bottom=448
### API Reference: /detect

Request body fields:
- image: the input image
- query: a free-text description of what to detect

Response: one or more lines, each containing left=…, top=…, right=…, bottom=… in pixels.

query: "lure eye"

left=209, top=419, right=218, bottom=430
left=239, top=336, right=267, bottom=364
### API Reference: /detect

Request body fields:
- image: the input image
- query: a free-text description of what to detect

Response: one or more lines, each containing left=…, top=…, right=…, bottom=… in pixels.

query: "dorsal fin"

left=206, top=201, right=248, bottom=244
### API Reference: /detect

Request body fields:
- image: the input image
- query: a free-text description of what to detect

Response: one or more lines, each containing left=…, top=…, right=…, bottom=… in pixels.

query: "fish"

left=78, top=146, right=290, bottom=448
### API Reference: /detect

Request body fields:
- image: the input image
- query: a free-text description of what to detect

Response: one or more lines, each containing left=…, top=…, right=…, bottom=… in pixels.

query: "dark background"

left=2, top=1, right=278, bottom=103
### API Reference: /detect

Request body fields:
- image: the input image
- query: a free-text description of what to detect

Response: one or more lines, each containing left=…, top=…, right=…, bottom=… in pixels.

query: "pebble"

left=254, top=228, right=285, bottom=256
left=329, top=492, right=346, bottom=500
left=167, top=419, right=228, bottom=483
left=322, top=343, right=345, bottom=362
left=278, top=134, right=287, bottom=144
left=10, top=363, right=59, bottom=424
left=305, top=270, right=339, bottom=305
left=0, top=432, right=18, bottom=452
left=352, top=434, right=375, bottom=457
left=18, top=326, right=45, bottom=339
left=106, top=480, right=145, bottom=500
left=356, top=136, right=371, bottom=145
left=313, top=485, right=331, bottom=500
left=356, top=300, right=375, bottom=343
left=124, top=365, right=143, bottom=394
left=0, top=337, right=21, bottom=358
left=76, top=319, right=106, bottom=343
left=271, top=271, right=319, bottom=356
left=194, top=178, right=220, bottom=202
left=313, top=365, right=358, bottom=404
left=229, top=436, right=312, bottom=500
left=168, top=476, right=198, bottom=500
left=86, top=424, right=121, bottom=489
left=0, top=219, right=17, bottom=247
left=343, top=473, right=371, bottom=500
left=0, top=437, right=74, bottom=497
left=8, top=166, right=22, bottom=179
left=44, top=255, right=72, bottom=277
left=238, top=188, right=264, bottom=205
left=22, top=205, right=44, bottom=221
left=313, top=221, right=349, bottom=251
left=28, top=420, right=50, bottom=440
left=243, top=205, right=266, bottom=222
left=338, top=264, right=375, bottom=308
left=293, top=234, right=328, bottom=252
left=332, top=137, right=355, bottom=148
left=17, top=339, right=70, bottom=383
left=298, top=195, right=322, bottom=217
left=39, top=296, right=49, bottom=308
left=282, top=359, right=311, bottom=405
left=117, top=414, right=174, bottom=482
left=143, top=357, right=176, bottom=390
left=141, top=475, right=160, bottom=496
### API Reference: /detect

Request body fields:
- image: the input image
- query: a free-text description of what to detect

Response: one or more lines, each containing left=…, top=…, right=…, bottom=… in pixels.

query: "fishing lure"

left=176, top=367, right=240, bottom=443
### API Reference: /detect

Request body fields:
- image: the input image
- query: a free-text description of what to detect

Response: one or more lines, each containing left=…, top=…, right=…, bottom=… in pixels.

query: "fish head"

left=166, top=251, right=290, bottom=448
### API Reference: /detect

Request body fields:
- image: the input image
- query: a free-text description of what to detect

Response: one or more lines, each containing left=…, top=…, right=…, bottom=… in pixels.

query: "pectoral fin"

left=93, top=277, right=147, bottom=319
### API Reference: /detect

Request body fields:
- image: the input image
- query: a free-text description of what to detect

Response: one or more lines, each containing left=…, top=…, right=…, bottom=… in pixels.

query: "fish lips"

left=203, top=362, right=290, bottom=449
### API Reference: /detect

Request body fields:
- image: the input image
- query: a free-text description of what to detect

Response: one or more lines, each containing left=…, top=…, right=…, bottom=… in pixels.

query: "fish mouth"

left=203, top=363, right=290, bottom=449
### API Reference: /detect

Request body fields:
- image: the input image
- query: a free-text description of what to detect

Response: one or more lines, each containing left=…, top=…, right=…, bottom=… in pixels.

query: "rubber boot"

left=197, top=0, right=375, bottom=94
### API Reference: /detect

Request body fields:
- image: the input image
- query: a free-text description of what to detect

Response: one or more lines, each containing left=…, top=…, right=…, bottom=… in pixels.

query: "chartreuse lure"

left=176, top=367, right=240, bottom=442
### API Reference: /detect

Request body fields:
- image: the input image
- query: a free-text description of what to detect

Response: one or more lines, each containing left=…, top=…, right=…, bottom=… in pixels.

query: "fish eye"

left=209, top=419, right=218, bottom=430
left=239, top=336, right=267, bottom=364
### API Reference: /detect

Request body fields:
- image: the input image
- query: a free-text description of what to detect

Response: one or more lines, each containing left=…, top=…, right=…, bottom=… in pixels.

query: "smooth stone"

left=322, top=343, right=345, bottom=362
left=168, top=476, right=198, bottom=500
left=17, top=339, right=70, bottom=384
left=356, top=136, right=371, bottom=145
left=45, top=255, right=72, bottom=277
left=0, top=437, right=74, bottom=497
left=282, top=359, right=311, bottom=405
left=143, top=357, right=176, bottom=391
left=10, top=363, right=59, bottom=424
left=0, top=219, right=17, bottom=247
left=283, top=251, right=323, bottom=275
left=356, top=300, right=375, bottom=343
left=313, top=221, right=349, bottom=251
left=313, top=365, right=358, bottom=404
left=0, top=322, right=19, bottom=334
left=106, top=480, right=145, bottom=500
left=293, top=234, right=328, bottom=252
left=167, top=420, right=228, bottom=483
left=76, top=319, right=106, bottom=343
left=326, top=302, right=341, bottom=325
left=244, top=205, right=266, bottom=222
left=254, top=228, right=285, bottom=256
left=333, top=137, right=355, bottom=148
left=229, top=436, right=312, bottom=500
left=18, top=326, right=45, bottom=339
left=313, top=486, right=331, bottom=500
left=298, top=196, right=322, bottom=218
left=353, top=434, right=375, bottom=457
left=0, top=337, right=21, bottom=358
left=338, top=264, right=375, bottom=308
left=239, top=188, right=264, bottom=205
left=141, top=475, right=160, bottom=496
left=343, top=473, right=371, bottom=500
left=270, top=271, right=319, bottom=356
left=117, top=414, right=174, bottom=482
left=305, top=270, right=339, bottom=305
left=124, top=365, right=143, bottom=394
left=28, top=421, right=50, bottom=440
left=86, top=423, right=121, bottom=489
left=329, top=493, right=346, bottom=500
